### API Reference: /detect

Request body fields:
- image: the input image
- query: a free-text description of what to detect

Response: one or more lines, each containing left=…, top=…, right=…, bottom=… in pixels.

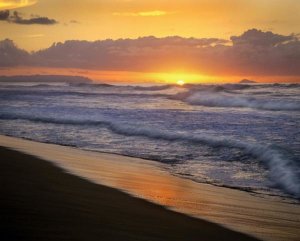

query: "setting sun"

left=176, top=80, right=185, bottom=86
left=147, top=72, right=216, bottom=84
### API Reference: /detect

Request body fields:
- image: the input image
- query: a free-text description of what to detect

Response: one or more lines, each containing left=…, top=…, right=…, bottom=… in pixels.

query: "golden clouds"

left=113, top=10, right=171, bottom=17
left=0, top=0, right=37, bottom=10
left=1, top=30, right=299, bottom=78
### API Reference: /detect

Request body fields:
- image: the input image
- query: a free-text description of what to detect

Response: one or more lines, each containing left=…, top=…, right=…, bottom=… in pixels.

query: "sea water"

left=0, top=81, right=299, bottom=199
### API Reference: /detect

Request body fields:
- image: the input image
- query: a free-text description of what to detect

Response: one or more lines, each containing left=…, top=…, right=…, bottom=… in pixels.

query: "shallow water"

left=0, top=81, right=299, bottom=198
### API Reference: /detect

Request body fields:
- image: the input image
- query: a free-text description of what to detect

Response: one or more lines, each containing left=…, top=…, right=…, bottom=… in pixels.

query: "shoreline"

left=1, top=134, right=295, bottom=203
left=1, top=146, right=259, bottom=241
left=1, top=135, right=299, bottom=241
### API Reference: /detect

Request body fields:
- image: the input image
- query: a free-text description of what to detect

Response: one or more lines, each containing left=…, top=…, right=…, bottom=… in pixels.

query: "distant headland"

left=239, top=79, right=257, bottom=84
left=0, top=75, right=92, bottom=83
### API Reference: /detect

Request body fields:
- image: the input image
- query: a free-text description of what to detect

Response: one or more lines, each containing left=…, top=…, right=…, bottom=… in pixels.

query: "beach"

left=1, top=135, right=299, bottom=241
left=1, top=1, right=300, bottom=240
left=0, top=146, right=259, bottom=241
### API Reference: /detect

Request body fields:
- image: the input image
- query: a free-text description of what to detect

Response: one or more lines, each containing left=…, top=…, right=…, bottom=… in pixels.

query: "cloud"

left=0, top=39, right=29, bottom=66
left=113, top=10, right=171, bottom=17
left=0, top=10, right=58, bottom=25
left=10, top=11, right=58, bottom=24
left=0, top=29, right=299, bottom=76
left=69, top=20, right=79, bottom=24
left=0, top=0, right=37, bottom=10
left=226, top=29, right=300, bottom=75
left=32, top=36, right=229, bottom=71
left=0, top=9, right=9, bottom=20
left=23, top=33, right=44, bottom=38
left=230, top=29, right=296, bottom=46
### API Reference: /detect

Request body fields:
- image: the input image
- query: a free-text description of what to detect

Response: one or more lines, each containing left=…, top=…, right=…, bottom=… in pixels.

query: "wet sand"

left=0, top=135, right=299, bottom=241
left=0, top=147, right=259, bottom=241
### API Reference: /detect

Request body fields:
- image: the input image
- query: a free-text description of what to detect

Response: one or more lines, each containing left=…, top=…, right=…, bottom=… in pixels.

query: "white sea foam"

left=180, top=91, right=300, bottom=111
left=1, top=82, right=299, bottom=198
left=1, top=113, right=299, bottom=197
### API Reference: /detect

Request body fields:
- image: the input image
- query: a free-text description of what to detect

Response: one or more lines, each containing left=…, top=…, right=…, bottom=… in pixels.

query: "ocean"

left=0, top=81, right=299, bottom=199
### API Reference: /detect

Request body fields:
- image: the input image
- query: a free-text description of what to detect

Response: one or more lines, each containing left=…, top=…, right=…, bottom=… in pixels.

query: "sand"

left=0, top=147, right=259, bottom=241
left=0, top=135, right=299, bottom=241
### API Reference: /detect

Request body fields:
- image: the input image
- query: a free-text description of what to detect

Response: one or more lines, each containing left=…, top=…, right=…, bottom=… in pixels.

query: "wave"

left=1, top=113, right=299, bottom=197
left=271, top=83, right=300, bottom=88
left=186, top=84, right=254, bottom=92
left=132, top=85, right=173, bottom=91
left=0, top=89, right=170, bottom=99
left=2, top=83, right=299, bottom=112
left=171, top=83, right=300, bottom=111
left=186, top=83, right=300, bottom=90
left=0, top=83, right=66, bottom=89
left=69, top=83, right=174, bottom=91
left=69, top=81, right=178, bottom=91
left=69, top=82, right=113, bottom=88
left=173, top=90, right=300, bottom=111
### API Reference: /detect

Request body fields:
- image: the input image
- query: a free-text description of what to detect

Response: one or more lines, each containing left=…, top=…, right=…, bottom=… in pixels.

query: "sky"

left=0, top=0, right=300, bottom=83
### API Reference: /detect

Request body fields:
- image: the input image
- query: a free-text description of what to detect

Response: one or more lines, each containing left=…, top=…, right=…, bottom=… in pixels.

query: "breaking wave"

left=1, top=113, right=299, bottom=197
left=0, top=89, right=170, bottom=99
left=69, top=82, right=113, bottom=88
left=2, top=82, right=300, bottom=111
left=132, top=85, right=173, bottom=91
left=69, top=82, right=174, bottom=91
left=174, top=90, right=300, bottom=111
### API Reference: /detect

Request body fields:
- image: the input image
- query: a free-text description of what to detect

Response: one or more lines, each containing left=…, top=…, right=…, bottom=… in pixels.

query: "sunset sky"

left=1, top=0, right=300, bottom=83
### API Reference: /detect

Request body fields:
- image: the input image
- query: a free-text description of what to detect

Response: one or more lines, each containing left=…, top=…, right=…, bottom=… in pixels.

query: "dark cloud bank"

left=0, top=29, right=299, bottom=76
left=0, top=10, right=57, bottom=25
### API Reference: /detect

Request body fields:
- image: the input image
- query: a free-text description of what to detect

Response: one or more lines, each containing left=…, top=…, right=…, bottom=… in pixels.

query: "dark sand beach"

left=0, top=147, right=260, bottom=241
left=1, top=135, right=299, bottom=241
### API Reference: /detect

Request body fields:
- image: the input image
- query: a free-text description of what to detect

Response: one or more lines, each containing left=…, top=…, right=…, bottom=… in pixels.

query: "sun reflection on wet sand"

left=1, top=135, right=299, bottom=241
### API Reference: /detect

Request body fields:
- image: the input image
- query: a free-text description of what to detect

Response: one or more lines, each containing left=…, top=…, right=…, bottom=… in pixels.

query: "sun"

left=176, top=80, right=185, bottom=86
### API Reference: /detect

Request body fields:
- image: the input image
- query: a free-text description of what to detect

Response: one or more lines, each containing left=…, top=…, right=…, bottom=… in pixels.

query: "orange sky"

left=1, top=0, right=300, bottom=51
left=1, top=67, right=299, bottom=84
left=0, top=0, right=300, bottom=83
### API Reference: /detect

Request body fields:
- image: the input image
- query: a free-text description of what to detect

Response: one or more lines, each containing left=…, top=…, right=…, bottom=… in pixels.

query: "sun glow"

left=148, top=72, right=215, bottom=84
left=176, top=80, right=185, bottom=86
